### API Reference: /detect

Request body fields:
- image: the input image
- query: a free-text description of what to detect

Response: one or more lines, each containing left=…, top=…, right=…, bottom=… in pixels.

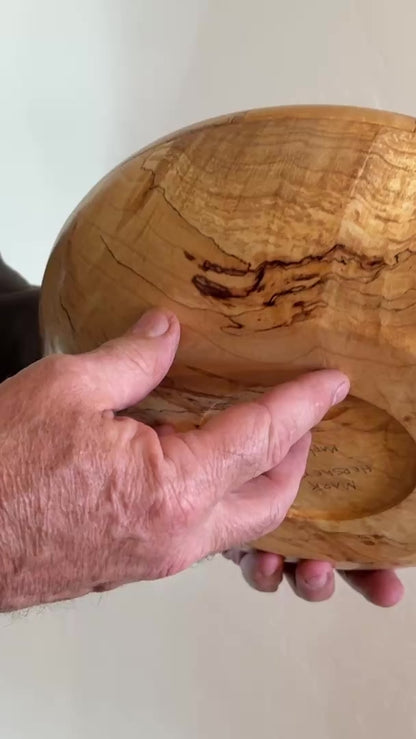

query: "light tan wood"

left=40, top=105, right=416, bottom=569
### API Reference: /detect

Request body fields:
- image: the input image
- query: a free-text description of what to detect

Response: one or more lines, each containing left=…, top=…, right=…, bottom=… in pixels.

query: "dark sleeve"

left=0, top=254, right=41, bottom=383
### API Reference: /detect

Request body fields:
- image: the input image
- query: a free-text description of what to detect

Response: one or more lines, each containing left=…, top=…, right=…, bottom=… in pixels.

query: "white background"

left=1, top=1, right=416, bottom=737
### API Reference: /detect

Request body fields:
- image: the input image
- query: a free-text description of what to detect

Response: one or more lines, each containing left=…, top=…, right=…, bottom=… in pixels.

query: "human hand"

left=0, top=308, right=348, bottom=611
left=223, top=548, right=404, bottom=607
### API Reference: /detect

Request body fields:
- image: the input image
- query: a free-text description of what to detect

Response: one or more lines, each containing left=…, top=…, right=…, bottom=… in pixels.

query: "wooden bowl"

left=40, top=105, right=416, bottom=569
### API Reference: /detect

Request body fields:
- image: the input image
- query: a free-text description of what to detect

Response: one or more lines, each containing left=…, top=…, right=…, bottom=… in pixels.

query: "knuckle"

left=165, top=437, right=211, bottom=518
left=265, top=498, right=283, bottom=531
left=42, top=353, right=82, bottom=386
left=125, top=349, right=154, bottom=378
left=137, top=438, right=199, bottom=533
left=249, top=500, right=283, bottom=541
left=41, top=354, right=93, bottom=403
left=251, top=402, right=285, bottom=468
left=163, top=480, right=198, bottom=531
left=107, top=341, right=155, bottom=379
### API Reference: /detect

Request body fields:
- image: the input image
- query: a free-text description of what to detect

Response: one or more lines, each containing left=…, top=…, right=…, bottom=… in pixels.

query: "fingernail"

left=332, top=380, right=349, bottom=405
left=302, top=573, right=330, bottom=591
left=260, top=555, right=281, bottom=578
left=132, top=310, right=171, bottom=338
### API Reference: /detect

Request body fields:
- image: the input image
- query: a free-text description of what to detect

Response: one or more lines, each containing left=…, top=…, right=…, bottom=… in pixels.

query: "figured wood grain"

left=40, top=105, right=416, bottom=569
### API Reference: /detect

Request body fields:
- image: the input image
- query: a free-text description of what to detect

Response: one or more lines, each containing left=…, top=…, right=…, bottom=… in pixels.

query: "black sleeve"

left=0, top=254, right=41, bottom=383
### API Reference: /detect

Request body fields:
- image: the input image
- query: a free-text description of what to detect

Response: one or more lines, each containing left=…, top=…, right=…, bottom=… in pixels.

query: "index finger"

left=172, top=370, right=349, bottom=496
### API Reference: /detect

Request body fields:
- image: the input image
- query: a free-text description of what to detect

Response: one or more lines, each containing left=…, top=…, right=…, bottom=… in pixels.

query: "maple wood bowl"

left=40, top=105, right=416, bottom=569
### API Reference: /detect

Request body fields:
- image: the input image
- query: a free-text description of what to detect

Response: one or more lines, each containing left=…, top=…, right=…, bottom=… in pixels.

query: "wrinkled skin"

left=0, top=255, right=404, bottom=609
left=0, top=307, right=349, bottom=610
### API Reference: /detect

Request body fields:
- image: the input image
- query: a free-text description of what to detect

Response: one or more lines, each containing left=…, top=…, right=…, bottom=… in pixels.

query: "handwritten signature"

left=306, top=445, right=373, bottom=493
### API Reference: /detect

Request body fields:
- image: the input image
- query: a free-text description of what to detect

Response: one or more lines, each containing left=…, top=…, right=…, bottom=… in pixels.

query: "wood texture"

left=40, top=105, right=416, bottom=569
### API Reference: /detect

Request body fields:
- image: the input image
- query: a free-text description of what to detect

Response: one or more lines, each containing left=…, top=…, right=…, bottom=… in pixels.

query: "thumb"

left=80, top=309, right=180, bottom=411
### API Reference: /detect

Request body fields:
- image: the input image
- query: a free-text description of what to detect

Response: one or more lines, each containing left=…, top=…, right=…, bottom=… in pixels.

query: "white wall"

left=1, top=1, right=416, bottom=737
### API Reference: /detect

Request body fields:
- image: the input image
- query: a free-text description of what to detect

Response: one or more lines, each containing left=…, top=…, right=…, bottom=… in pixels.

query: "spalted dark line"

left=192, top=243, right=409, bottom=302
left=59, top=295, right=75, bottom=333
